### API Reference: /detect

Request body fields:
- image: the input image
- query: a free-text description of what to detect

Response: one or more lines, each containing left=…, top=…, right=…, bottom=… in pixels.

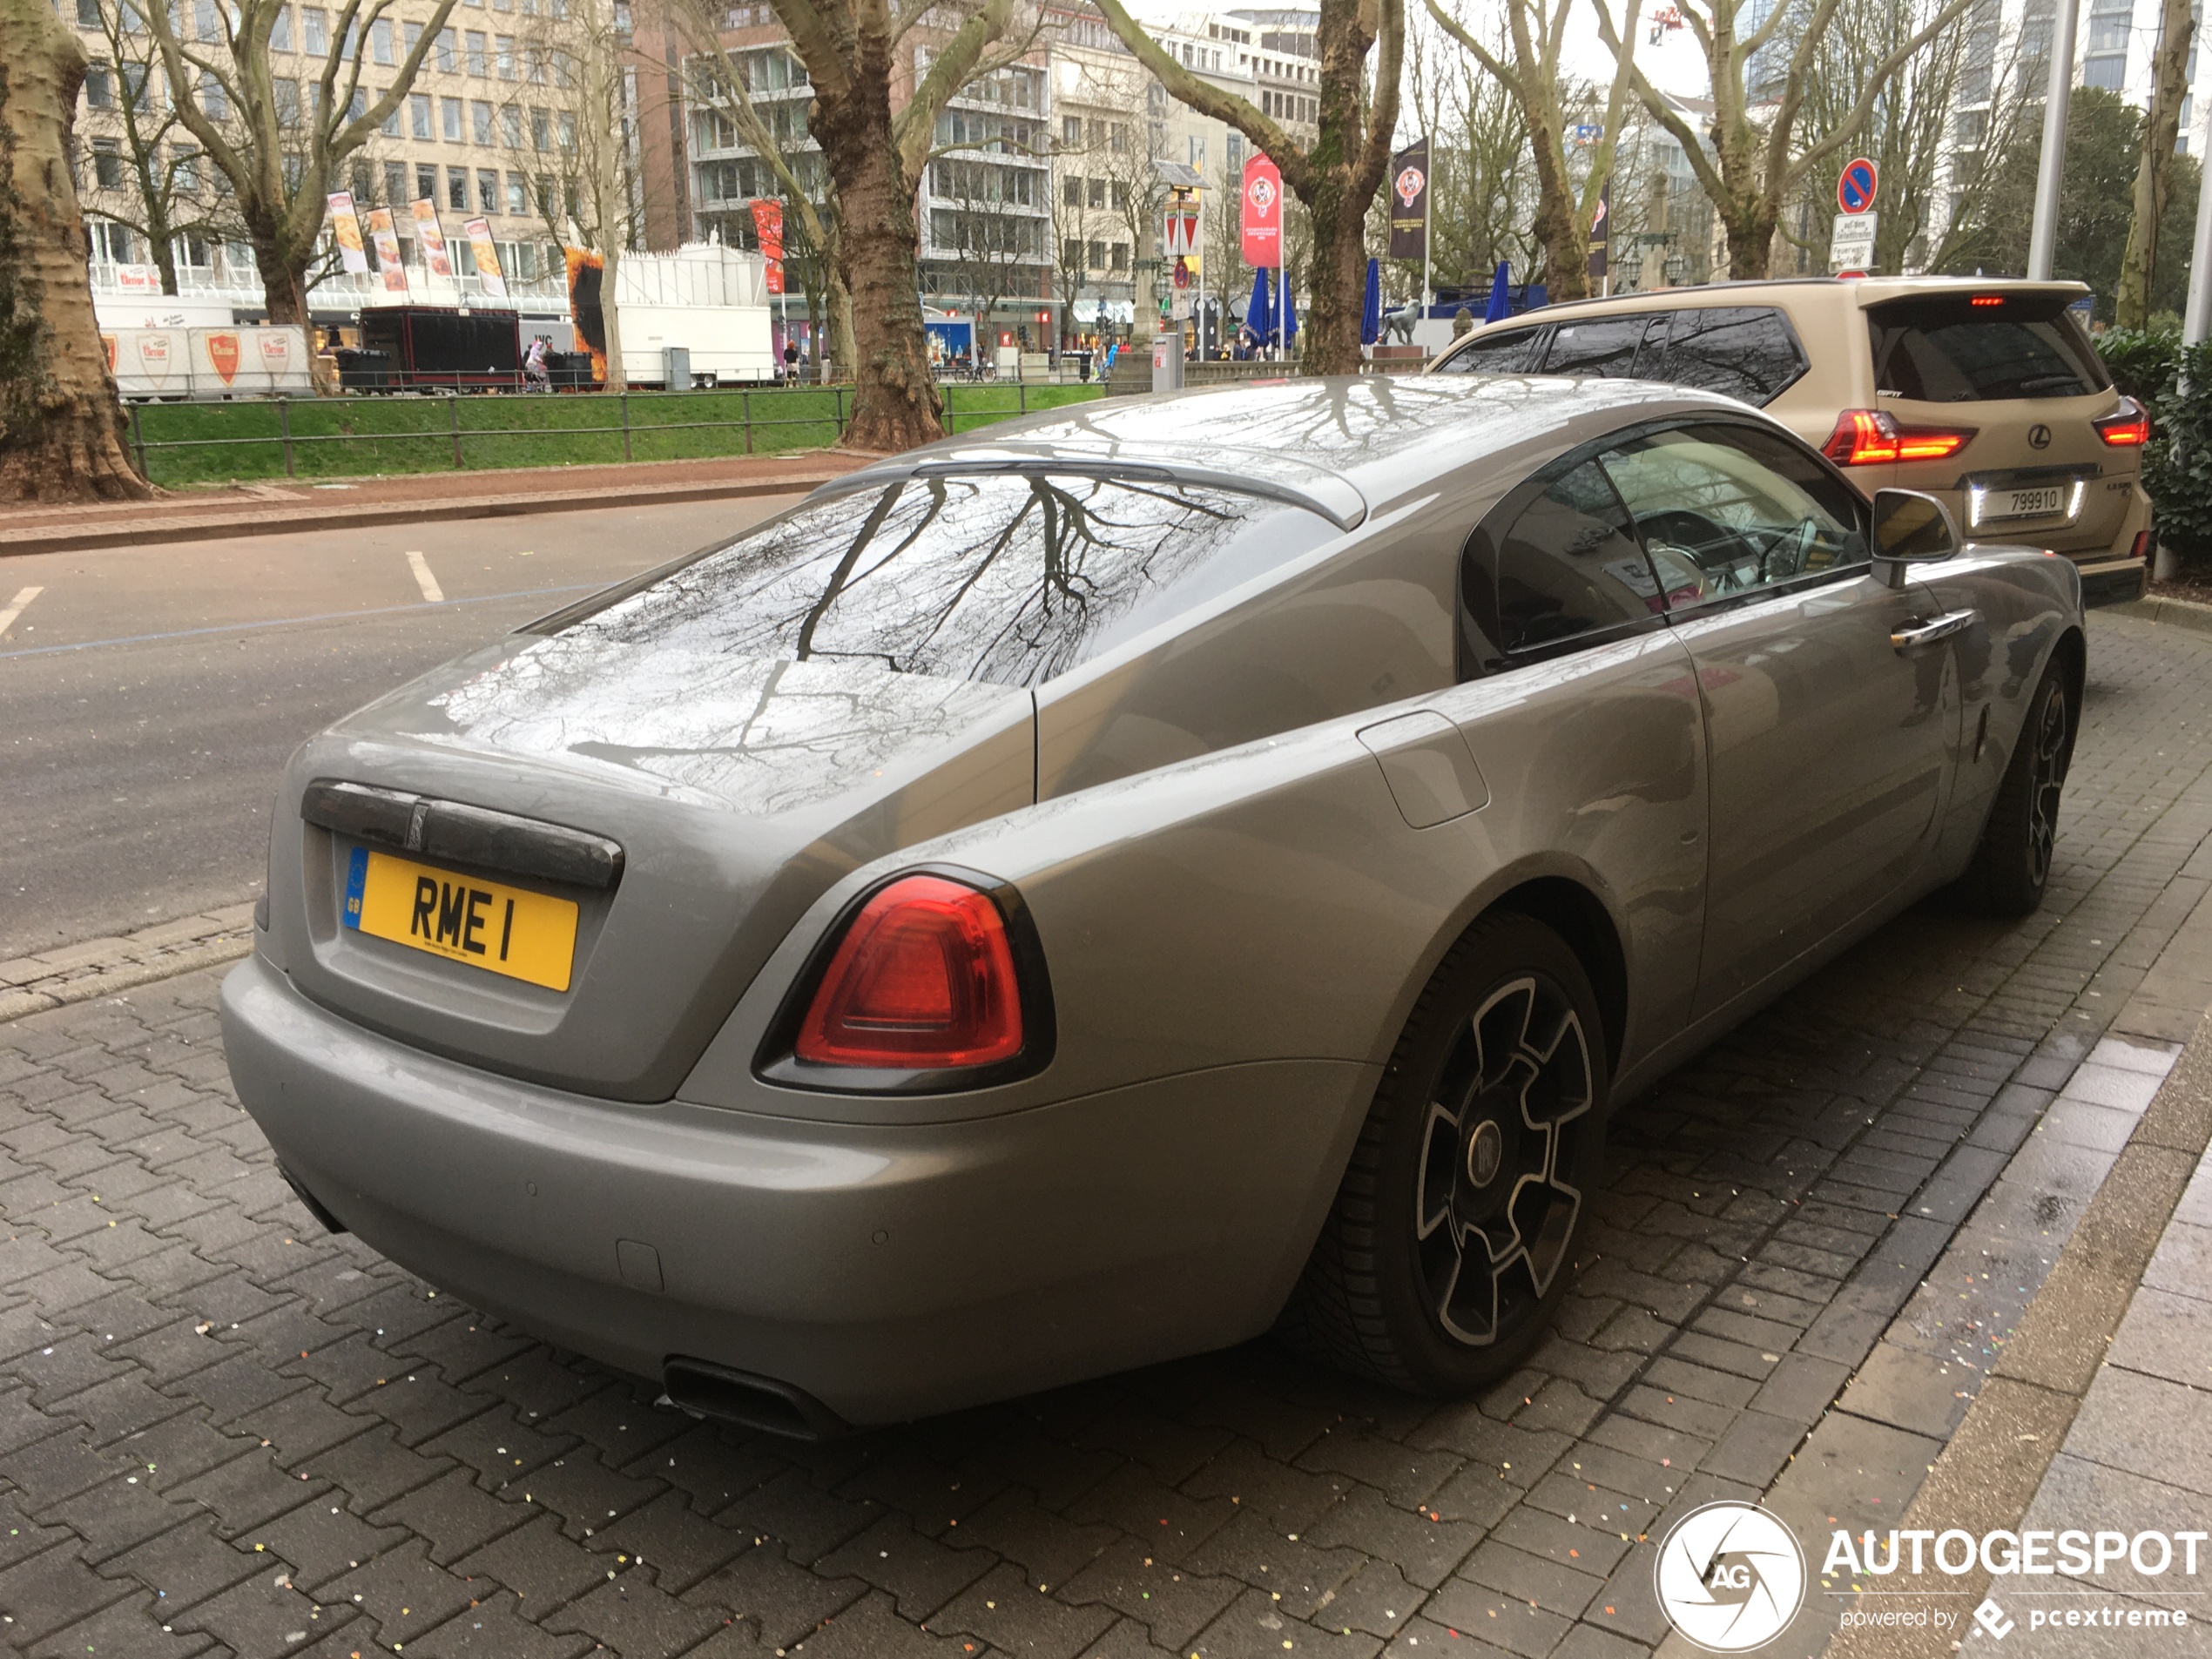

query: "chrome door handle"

left=1891, top=609, right=1978, bottom=652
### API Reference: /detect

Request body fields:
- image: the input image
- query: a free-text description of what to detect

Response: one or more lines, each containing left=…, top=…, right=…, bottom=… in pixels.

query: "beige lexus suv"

left=1427, top=277, right=2153, bottom=604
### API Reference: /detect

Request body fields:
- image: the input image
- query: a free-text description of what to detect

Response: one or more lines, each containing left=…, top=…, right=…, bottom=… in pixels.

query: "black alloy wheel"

left=1957, top=659, right=2074, bottom=917
left=1284, top=912, right=1608, bottom=1393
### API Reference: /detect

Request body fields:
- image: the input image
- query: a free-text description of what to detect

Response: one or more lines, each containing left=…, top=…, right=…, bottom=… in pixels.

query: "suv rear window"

left=1870, top=293, right=2108, bottom=401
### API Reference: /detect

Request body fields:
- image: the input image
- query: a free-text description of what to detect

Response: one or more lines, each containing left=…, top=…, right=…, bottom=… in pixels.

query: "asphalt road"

left=0, top=496, right=798, bottom=961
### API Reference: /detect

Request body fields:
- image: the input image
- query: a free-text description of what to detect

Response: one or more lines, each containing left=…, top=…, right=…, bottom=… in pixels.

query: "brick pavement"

left=0, top=610, right=2208, bottom=1659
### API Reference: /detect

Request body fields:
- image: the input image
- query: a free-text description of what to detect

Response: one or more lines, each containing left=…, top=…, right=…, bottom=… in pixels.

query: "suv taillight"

left=793, top=874, right=1025, bottom=1069
left=2094, top=396, right=2150, bottom=447
left=1821, top=409, right=1978, bottom=465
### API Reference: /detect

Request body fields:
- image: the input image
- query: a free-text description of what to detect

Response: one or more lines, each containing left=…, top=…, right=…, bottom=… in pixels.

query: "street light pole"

left=2027, top=0, right=2081, bottom=280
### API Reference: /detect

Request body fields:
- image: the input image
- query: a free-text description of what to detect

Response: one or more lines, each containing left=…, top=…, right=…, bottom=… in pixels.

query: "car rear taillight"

left=793, top=874, right=1025, bottom=1069
left=2095, top=396, right=2150, bottom=447
left=1821, top=408, right=1977, bottom=465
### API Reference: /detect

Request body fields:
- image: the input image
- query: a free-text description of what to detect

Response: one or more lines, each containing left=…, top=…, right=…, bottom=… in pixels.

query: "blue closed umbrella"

left=1484, top=261, right=1511, bottom=324
left=1282, top=281, right=1298, bottom=343
left=1360, top=258, right=1381, bottom=346
left=1247, top=267, right=1272, bottom=347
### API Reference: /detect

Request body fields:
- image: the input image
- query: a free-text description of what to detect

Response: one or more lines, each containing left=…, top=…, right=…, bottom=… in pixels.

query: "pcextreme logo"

left=1655, top=1502, right=1808, bottom=1651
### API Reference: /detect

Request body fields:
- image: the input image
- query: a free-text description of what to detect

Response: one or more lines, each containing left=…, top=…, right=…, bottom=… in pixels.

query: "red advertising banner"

left=749, top=198, right=786, bottom=295
left=1240, top=155, right=1282, bottom=267
left=412, top=199, right=455, bottom=279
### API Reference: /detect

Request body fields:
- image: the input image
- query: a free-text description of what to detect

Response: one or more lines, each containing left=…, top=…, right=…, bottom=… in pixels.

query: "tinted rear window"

left=1870, top=294, right=2108, bottom=401
left=1541, top=315, right=1660, bottom=378
left=1652, top=307, right=1807, bottom=406
left=1435, top=326, right=1541, bottom=374
left=539, top=475, right=1335, bottom=688
left=1489, top=461, right=1662, bottom=653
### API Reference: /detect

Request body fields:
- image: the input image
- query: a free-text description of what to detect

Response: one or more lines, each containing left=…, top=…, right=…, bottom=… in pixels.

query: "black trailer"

left=356, top=307, right=523, bottom=391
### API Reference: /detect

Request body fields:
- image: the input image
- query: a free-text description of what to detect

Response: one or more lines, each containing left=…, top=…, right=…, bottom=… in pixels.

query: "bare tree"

left=2117, top=0, right=2194, bottom=324
left=77, top=0, right=235, bottom=294
left=140, top=0, right=459, bottom=327
left=927, top=149, right=1049, bottom=343
left=1598, top=0, right=1973, bottom=277
left=1425, top=0, right=1636, bottom=301
left=1094, top=0, right=1403, bottom=374
left=667, top=12, right=856, bottom=380
left=1, top=0, right=149, bottom=500
left=764, top=0, right=1035, bottom=450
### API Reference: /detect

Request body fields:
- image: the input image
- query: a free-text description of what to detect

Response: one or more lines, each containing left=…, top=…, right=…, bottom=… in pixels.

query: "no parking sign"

left=1838, top=157, right=1878, bottom=215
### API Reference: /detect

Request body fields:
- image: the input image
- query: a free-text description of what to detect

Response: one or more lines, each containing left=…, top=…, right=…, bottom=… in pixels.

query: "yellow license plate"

left=341, top=847, right=578, bottom=991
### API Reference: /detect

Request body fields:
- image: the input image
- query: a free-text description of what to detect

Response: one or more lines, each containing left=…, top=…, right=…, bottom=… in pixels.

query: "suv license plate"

left=341, top=846, right=578, bottom=991
left=1985, top=485, right=2070, bottom=523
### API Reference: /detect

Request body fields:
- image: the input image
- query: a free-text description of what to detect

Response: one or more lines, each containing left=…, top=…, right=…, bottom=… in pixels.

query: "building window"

left=1063, top=175, right=1082, bottom=206
left=385, top=161, right=407, bottom=200
left=501, top=104, right=522, bottom=145
left=435, top=25, right=456, bottom=70
left=478, top=168, right=498, bottom=212
left=559, top=110, right=577, bottom=149
left=472, top=98, right=493, bottom=143
left=416, top=162, right=437, bottom=200
left=2082, top=51, right=2128, bottom=86
left=1087, top=238, right=1104, bottom=267
left=371, top=16, right=394, bottom=63
left=442, top=95, right=464, bottom=139
left=448, top=165, right=469, bottom=210
left=302, top=5, right=326, bottom=53
left=272, top=77, right=300, bottom=120
left=410, top=91, right=432, bottom=138
left=200, top=73, right=226, bottom=118
left=91, top=138, right=124, bottom=189
left=1109, top=241, right=1128, bottom=270
left=269, top=4, right=291, bottom=48
left=84, top=65, right=114, bottom=108
left=506, top=175, right=526, bottom=213
left=1227, top=132, right=1243, bottom=170
left=77, top=0, right=100, bottom=24
left=174, top=148, right=199, bottom=190
left=1062, top=237, right=1082, bottom=267
left=496, top=33, right=516, bottom=76
left=381, top=88, right=400, bottom=134
left=466, top=30, right=489, bottom=74
left=404, top=18, right=421, bottom=54
left=1062, top=114, right=1081, bottom=145
left=1086, top=176, right=1104, bottom=207
left=531, top=106, right=550, bottom=148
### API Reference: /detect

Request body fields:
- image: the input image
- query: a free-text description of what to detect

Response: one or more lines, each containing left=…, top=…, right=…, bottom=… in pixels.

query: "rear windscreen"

left=536, top=475, right=1336, bottom=688
left=1870, top=294, right=2108, bottom=401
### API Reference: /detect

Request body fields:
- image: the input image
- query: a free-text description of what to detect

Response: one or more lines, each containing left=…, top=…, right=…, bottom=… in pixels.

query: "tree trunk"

left=1527, top=122, right=1591, bottom=300
left=812, top=73, right=941, bottom=452
left=0, top=0, right=152, bottom=502
left=602, top=241, right=628, bottom=391
left=253, top=232, right=312, bottom=326
left=1302, top=184, right=1371, bottom=374
left=2117, top=0, right=2195, bottom=327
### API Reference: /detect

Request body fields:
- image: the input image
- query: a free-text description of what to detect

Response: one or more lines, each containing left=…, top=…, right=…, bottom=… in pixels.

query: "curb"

left=0, top=469, right=849, bottom=558
left=0, top=907, right=257, bottom=1022
left=1821, top=920, right=2212, bottom=1656
left=2108, top=592, right=2212, bottom=634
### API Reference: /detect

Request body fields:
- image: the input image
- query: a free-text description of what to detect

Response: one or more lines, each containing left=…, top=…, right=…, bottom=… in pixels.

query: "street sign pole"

left=2027, top=0, right=2080, bottom=280
left=2187, top=93, right=2212, bottom=347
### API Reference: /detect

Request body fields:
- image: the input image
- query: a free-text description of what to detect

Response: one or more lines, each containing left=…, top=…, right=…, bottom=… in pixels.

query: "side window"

left=1598, top=423, right=1869, bottom=607
left=1435, top=325, right=1541, bottom=374
left=1541, top=314, right=1662, bottom=378
left=1488, top=461, right=1667, bottom=656
left=1651, top=307, right=1808, bottom=406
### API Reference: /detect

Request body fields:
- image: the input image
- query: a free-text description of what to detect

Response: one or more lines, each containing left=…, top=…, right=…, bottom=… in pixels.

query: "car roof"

left=1445, top=274, right=2094, bottom=335
left=824, top=375, right=1755, bottom=526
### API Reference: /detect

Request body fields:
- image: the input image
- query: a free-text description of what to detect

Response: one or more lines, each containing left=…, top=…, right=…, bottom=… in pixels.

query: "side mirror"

left=1871, top=489, right=1959, bottom=588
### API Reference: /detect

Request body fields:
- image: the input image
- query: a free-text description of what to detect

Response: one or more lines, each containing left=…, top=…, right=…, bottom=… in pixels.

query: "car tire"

left=1282, top=912, right=1608, bottom=1394
left=1955, top=661, right=2074, bottom=918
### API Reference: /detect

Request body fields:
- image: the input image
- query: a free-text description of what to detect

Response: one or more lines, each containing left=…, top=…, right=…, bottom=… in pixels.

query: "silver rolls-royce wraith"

left=221, top=376, right=2083, bottom=1434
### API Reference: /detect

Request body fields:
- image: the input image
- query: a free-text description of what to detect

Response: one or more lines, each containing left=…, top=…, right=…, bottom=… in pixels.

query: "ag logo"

left=1395, top=165, right=1426, bottom=206
left=2028, top=423, right=2053, bottom=448
left=1653, top=1501, right=1805, bottom=1651
left=1247, top=174, right=1277, bottom=215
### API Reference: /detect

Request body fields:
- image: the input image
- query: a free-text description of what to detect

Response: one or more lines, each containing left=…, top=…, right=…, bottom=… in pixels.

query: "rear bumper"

left=219, top=952, right=1370, bottom=1425
left=2077, top=557, right=2149, bottom=608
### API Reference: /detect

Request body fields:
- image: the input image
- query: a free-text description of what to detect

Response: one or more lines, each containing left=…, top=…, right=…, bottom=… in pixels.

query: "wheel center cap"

left=1467, top=1119, right=1504, bottom=1188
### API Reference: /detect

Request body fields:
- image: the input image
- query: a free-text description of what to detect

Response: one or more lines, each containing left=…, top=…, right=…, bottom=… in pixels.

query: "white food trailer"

left=611, top=244, right=777, bottom=387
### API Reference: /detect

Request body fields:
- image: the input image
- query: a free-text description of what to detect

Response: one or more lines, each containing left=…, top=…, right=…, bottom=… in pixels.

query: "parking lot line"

left=0, top=584, right=44, bottom=637
left=406, top=550, right=445, bottom=603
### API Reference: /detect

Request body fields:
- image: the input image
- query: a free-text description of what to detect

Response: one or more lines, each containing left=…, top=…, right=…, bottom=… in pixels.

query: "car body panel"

left=222, top=376, right=2087, bottom=1424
